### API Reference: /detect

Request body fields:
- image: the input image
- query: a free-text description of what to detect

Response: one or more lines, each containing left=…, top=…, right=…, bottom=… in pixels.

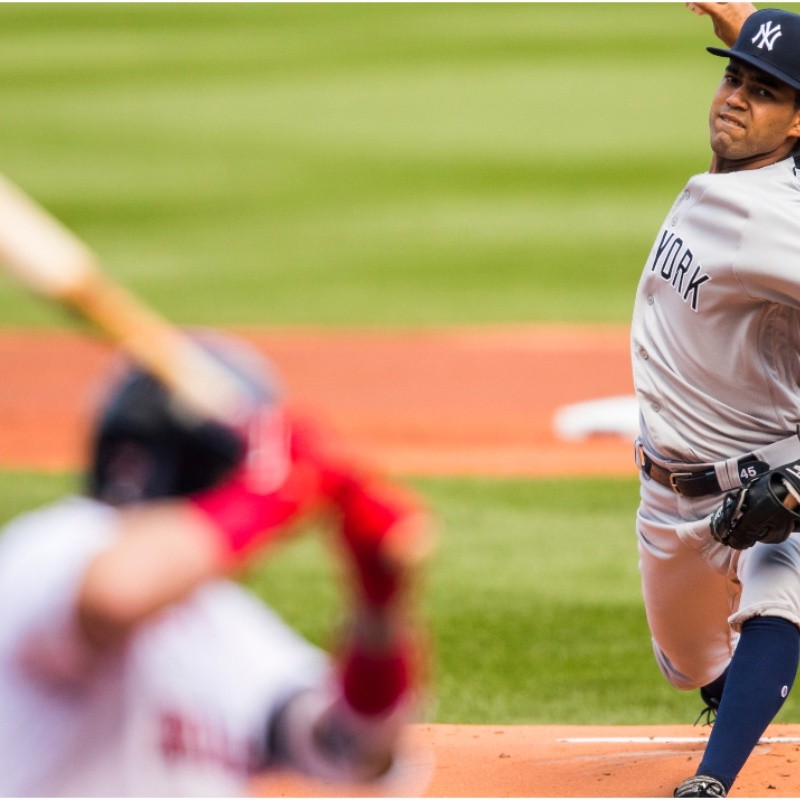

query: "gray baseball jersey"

left=631, top=155, right=800, bottom=464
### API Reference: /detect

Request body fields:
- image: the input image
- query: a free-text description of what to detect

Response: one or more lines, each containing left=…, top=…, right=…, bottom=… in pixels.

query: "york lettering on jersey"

left=650, top=230, right=711, bottom=311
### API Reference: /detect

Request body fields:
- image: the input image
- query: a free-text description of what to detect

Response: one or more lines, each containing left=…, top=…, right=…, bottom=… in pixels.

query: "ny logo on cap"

left=751, top=20, right=783, bottom=51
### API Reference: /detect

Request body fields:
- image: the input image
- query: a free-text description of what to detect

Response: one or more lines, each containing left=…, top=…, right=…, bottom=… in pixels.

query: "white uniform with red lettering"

left=0, top=497, right=326, bottom=797
left=631, top=154, right=800, bottom=689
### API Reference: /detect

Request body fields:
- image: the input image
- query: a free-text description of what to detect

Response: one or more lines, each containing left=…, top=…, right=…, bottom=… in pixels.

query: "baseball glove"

left=710, top=461, right=800, bottom=549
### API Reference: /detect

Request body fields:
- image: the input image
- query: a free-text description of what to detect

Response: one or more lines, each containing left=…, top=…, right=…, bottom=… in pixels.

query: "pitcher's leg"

left=675, top=535, right=800, bottom=796
left=694, top=616, right=800, bottom=793
left=637, top=481, right=737, bottom=690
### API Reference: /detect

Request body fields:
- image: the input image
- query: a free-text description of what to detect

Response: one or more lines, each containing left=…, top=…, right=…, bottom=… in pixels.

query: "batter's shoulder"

left=0, top=497, right=116, bottom=569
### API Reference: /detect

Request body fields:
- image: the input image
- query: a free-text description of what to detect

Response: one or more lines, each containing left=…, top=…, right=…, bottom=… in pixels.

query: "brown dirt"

left=5, top=324, right=793, bottom=797
left=257, top=724, right=800, bottom=798
left=0, top=324, right=635, bottom=476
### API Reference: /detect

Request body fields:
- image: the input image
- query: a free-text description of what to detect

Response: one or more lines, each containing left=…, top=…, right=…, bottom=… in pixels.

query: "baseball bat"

left=0, top=173, right=252, bottom=426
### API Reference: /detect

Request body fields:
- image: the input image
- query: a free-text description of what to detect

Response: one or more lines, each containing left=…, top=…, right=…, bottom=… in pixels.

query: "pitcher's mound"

left=254, top=723, right=800, bottom=797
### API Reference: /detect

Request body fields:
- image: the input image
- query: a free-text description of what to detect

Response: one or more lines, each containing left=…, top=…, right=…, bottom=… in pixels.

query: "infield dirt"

left=0, top=324, right=634, bottom=477
left=3, top=324, right=796, bottom=797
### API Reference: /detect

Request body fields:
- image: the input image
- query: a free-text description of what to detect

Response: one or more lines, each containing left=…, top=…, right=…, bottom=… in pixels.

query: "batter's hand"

left=685, top=2, right=757, bottom=47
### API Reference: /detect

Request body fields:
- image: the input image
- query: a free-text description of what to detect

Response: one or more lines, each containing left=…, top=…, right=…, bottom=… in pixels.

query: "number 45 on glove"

left=711, top=461, right=800, bottom=550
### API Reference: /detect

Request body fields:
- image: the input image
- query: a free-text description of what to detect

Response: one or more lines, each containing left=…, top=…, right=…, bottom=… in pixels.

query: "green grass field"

left=0, top=2, right=772, bottom=326
left=2, top=3, right=800, bottom=727
left=4, top=469, right=799, bottom=726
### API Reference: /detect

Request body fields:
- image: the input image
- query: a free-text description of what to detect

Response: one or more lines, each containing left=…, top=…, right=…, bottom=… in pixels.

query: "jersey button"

left=671, top=216, right=679, bottom=226
left=651, top=401, right=661, bottom=412
left=639, top=347, right=649, bottom=360
left=647, top=293, right=655, bottom=305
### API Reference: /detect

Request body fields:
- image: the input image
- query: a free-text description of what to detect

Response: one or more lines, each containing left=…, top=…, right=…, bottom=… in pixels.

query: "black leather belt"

left=638, top=446, right=768, bottom=498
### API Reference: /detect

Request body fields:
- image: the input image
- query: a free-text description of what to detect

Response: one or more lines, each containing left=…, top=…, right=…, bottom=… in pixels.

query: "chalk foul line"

left=559, top=736, right=800, bottom=744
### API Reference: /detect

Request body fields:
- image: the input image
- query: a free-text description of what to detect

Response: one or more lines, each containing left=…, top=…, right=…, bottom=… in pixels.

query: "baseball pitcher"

left=633, top=4, right=800, bottom=797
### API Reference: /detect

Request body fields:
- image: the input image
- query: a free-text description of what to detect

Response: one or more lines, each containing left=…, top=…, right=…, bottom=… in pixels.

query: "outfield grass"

left=3, top=2, right=795, bottom=326
left=4, top=470, right=798, bottom=726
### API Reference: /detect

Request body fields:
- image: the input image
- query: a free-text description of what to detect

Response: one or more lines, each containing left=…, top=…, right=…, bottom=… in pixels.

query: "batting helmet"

left=88, top=332, right=284, bottom=506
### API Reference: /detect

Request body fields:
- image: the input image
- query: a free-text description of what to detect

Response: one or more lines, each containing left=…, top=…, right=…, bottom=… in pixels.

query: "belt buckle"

left=668, top=471, right=693, bottom=496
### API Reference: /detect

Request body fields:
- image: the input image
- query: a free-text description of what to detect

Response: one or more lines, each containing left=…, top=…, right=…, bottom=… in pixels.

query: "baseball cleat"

left=673, top=775, right=727, bottom=797
left=693, top=685, right=721, bottom=726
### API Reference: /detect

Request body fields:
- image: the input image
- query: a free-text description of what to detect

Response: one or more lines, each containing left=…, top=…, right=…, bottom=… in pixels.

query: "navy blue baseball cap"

left=707, top=8, right=800, bottom=91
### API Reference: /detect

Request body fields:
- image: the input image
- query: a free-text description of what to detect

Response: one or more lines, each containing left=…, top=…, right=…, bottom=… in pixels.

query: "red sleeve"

left=286, top=410, right=425, bottom=605
left=192, top=410, right=424, bottom=584
left=188, top=411, right=337, bottom=561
